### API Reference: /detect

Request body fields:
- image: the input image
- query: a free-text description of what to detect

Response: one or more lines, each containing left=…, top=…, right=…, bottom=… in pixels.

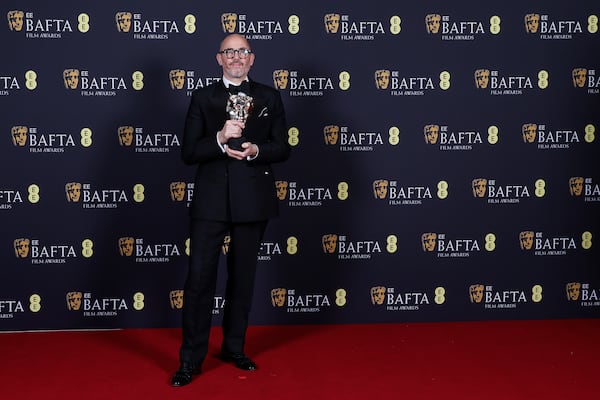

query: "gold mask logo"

left=11, top=126, right=28, bottom=146
left=323, top=125, right=339, bottom=145
left=425, top=14, right=441, bottom=34
left=524, top=14, right=540, bottom=33
left=469, top=284, right=484, bottom=303
left=170, top=181, right=186, bottom=201
left=375, top=69, right=390, bottom=89
left=275, top=180, right=288, bottom=200
left=273, top=70, right=289, bottom=90
left=271, top=288, right=287, bottom=307
left=370, top=286, right=386, bottom=305
left=522, top=123, right=537, bottom=143
left=118, top=237, right=134, bottom=257
left=222, top=235, right=230, bottom=255
left=566, top=282, right=581, bottom=301
left=572, top=68, right=587, bottom=88
left=324, top=13, right=340, bottom=33
left=424, top=124, right=439, bottom=144
left=221, top=13, right=237, bottom=33
left=169, top=69, right=185, bottom=90
left=116, top=12, right=132, bottom=33
left=519, top=231, right=534, bottom=250
left=63, top=69, right=80, bottom=89
left=472, top=178, right=487, bottom=197
left=169, top=290, right=184, bottom=309
left=474, top=69, right=490, bottom=89
left=117, top=126, right=134, bottom=146
left=322, top=234, right=338, bottom=254
left=14, top=238, right=30, bottom=258
left=7, top=10, right=24, bottom=31
left=421, top=233, right=437, bottom=252
left=65, top=182, right=82, bottom=202
left=66, top=291, right=83, bottom=311
left=569, top=177, right=584, bottom=196
left=373, top=179, right=389, bottom=199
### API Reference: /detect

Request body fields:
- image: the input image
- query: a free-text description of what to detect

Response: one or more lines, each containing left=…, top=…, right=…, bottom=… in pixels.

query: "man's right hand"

left=218, top=120, right=245, bottom=145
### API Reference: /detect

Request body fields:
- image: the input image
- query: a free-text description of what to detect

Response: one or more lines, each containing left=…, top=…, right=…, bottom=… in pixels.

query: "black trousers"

left=179, top=218, right=267, bottom=366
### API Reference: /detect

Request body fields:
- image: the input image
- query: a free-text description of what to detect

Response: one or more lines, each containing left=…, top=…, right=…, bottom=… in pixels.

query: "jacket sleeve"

left=181, top=90, right=226, bottom=166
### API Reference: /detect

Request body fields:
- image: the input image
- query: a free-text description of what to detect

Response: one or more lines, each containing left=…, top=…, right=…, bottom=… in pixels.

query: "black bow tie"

left=228, top=81, right=249, bottom=95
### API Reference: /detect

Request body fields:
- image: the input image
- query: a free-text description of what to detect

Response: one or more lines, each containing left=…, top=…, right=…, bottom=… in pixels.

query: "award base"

left=227, top=136, right=247, bottom=151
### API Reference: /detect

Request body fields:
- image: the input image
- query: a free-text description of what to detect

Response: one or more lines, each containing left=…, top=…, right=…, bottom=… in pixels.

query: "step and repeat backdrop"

left=2, top=1, right=599, bottom=330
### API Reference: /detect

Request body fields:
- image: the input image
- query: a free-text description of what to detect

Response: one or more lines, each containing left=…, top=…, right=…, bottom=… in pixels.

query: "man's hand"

left=217, top=120, right=245, bottom=145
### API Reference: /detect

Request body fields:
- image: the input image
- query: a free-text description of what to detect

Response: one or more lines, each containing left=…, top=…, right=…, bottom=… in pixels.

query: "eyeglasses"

left=219, top=48, right=252, bottom=59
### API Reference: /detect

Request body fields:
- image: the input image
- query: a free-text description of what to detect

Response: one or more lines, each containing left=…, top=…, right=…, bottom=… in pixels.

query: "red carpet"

left=1, top=320, right=598, bottom=400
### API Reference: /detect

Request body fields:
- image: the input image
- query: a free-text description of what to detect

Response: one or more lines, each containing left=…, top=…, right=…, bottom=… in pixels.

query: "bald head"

left=219, top=33, right=251, bottom=52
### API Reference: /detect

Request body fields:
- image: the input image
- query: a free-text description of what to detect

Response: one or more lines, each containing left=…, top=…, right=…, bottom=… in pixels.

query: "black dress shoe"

left=220, top=352, right=257, bottom=371
left=171, top=363, right=201, bottom=387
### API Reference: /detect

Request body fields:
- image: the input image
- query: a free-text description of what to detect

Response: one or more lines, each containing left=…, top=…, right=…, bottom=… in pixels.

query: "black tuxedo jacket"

left=181, top=79, right=290, bottom=222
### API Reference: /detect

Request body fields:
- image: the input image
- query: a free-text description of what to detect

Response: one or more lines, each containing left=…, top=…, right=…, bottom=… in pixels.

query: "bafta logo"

left=273, top=70, right=289, bottom=90
left=375, top=70, right=390, bottom=90
left=14, top=238, right=30, bottom=258
left=572, top=68, right=587, bottom=88
left=472, top=178, right=487, bottom=198
left=322, top=234, right=337, bottom=254
left=119, top=237, right=135, bottom=257
left=373, top=179, right=389, bottom=199
left=170, top=182, right=186, bottom=202
left=271, top=288, right=287, bottom=307
left=66, top=292, right=83, bottom=311
left=117, top=126, right=134, bottom=146
left=424, top=124, right=440, bottom=144
left=566, top=282, right=581, bottom=301
left=65, top=182, right=82, bottom=202
left=221, top=13, right=237, bottom=33
left=323, top=125, right=339, bottom=145
left=524, top=14, right=540, bottom=34
left=11, top=126, right=28, bottom=146
left=370, top=286, right=386, bottom=305
left=275, top=181, right=288, bottom=200
left=522, top=123, right=537, bottom=143
left=169, top=290, right=184, bottom=309
left=421, top=233, right=437, bottom=252
left=222, top=235, right=231, bottom=255
left=469, top=284, right=484, bottom=303
left=425, top=14, right=441, bottom=34
left=474, top=69, right=490, bottom=89
left=7, top=10, right=24, bottom=31
left=519, top=231, right=534, bottom=250
left=116, top=12, right=132, bottom=33
left=324, top=13, right=340, bottom=33
left=169, top=69, right=185, bottom=90
left=63, top=69, right=80, bottom=90
left=569, top=177, right=584, bottom=196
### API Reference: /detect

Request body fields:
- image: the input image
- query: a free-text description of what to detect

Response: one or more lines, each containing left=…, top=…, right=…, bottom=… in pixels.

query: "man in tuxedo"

left=171, top=33, right=290, bottom=387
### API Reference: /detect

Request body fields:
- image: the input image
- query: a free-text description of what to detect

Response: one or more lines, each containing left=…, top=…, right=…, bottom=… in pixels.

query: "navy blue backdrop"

left=2, top=1, right=599, bottom=330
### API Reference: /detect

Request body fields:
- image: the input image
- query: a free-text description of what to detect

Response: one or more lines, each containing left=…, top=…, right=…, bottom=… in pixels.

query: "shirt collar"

left=222, top=76, right=249, bottom=88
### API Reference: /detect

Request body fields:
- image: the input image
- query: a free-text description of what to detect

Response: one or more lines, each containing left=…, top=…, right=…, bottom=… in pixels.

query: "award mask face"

left=226, top=92, right=253, bottom=123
